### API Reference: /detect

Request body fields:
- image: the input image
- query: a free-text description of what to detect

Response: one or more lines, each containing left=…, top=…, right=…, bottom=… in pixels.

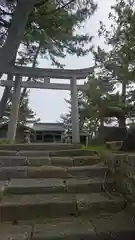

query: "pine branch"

left=45, top=0, right=76, bottom=15
left=19, top=41, right=41, bottom=104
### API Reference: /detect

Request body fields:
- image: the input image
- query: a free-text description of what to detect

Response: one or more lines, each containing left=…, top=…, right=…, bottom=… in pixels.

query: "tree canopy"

left=2, top=0, right=135, bottom=139
left=60, top=0, right=135, bottom=139
left=0, top=0, right=97, bottom=120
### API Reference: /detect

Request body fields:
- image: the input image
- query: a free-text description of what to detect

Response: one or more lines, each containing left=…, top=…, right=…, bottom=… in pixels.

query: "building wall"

left=0, top=127, right=7, bottom=139
left=0, top=125, right=88, bottom=144
left=0, top=126, right=63, bottom=143
left=34, top=130, right=63, bottom=143
left=68, top=135, right=87, bottom=145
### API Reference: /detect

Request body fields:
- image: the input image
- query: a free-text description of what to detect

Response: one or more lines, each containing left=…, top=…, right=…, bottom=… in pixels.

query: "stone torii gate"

left=0, top=65, right=93, bottom=144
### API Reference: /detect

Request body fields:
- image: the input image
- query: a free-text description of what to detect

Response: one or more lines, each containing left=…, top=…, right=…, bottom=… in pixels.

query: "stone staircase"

left=0, top=143, right=134, bottom=239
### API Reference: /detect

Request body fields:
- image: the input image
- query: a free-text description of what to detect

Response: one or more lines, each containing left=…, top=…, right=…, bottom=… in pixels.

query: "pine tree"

left=98, top=0, right=135, bottom=127
left=5, top=90, right=38, bottom=125
left=0, top=0, right=97, bottom=118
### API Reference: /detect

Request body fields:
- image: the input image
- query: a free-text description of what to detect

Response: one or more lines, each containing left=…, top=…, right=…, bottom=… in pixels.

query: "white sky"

left=1, top=0, right=116, bottom=123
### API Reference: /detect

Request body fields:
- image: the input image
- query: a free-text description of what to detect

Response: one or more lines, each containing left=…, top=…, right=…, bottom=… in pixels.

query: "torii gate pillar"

left=70, top=76, right=80, bottom=144
left=7, top=74, right=21, bottom=141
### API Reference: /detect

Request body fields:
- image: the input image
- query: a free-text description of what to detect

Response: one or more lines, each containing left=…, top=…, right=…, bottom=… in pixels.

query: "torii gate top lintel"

left=1, top=65, right=94, bottom=79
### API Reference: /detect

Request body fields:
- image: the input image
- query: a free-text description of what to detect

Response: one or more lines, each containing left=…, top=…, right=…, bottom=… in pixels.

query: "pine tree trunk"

left=0, top=56, right=16, bottom=118
left=99, top=115, right=104, bottom=144
left=120, top=79, right=126, bottom=128
left=0, top=0, right=37, bottom=117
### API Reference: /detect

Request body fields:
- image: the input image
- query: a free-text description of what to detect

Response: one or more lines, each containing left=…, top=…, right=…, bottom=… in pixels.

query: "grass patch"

left=81, top=145, right=105, bottom=152
left=81, top=145, right=111, bottom=164
left=0, top=139, right=15, bottom=144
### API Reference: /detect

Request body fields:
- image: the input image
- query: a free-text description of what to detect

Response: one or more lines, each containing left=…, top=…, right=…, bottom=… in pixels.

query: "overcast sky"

left=4, top=0, right=117, bottom=123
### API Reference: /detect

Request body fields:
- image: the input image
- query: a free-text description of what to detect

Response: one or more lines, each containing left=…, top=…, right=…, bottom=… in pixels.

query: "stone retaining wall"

left=104, top=151, right=135, bottom=200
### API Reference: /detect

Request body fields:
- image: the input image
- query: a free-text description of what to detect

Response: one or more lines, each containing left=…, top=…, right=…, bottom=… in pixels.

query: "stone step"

left=0, top=143, right=80, bottom=151
left=51, top=149, right=98, bottom=157
left=67, top=165, right=107, bottom=178
left=0, top=149, right=98, bottom=157
left=0, top=165, right=108, bottom=180
left=0, top=150, right=50, bottom=157
left=0, top=155, right=100, bottom=167
left=65, top=178, right=115, bottom=193
left=3, top=177, right=115, bottom=195
left=32, top=217, right=96, bottom=240
left=0, top=213, right=134, bottom=240
left=0, top=224, right=32, bottom=240
left=51, top=156, right=100, bottom=167
left=0, top=166, right=69, bottom=180
left=31, top=213, right=135, bottom=240
left=0, top=193, right=125, bottom=221
left=89, top=211, right=135, bottom=240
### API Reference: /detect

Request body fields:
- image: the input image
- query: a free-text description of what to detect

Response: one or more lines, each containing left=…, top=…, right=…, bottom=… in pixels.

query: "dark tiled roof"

left=33, top=122, right=65, bottom=132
